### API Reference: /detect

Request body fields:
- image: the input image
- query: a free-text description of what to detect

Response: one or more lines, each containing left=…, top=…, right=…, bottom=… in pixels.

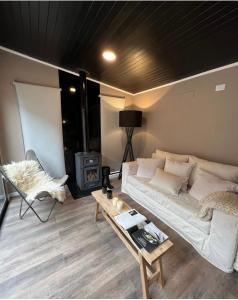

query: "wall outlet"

left=215, top=83, right=226, bottom=92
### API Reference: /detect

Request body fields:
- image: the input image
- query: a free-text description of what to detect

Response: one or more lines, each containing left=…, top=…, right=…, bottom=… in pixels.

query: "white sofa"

left=121, top=152, right=238, bottom=273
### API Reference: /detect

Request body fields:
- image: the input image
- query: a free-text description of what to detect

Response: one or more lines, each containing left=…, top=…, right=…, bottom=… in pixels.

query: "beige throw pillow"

left=189, top=168, right=238, bottom=201
left=164, top=159, right=194, bottom=191
left=136, top=158, right=165, bottom=179
left=149, top=168, right=188, bottom=196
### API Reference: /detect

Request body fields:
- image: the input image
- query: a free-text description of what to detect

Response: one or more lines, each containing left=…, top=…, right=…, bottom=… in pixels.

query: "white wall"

left=100, top=85, right=133, bottom=172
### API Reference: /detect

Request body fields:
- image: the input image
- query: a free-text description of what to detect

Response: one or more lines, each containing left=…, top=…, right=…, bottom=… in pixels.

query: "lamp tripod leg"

left=119, top=127, right=135, bottom=179
left=119, top=142, right=129, bottom=179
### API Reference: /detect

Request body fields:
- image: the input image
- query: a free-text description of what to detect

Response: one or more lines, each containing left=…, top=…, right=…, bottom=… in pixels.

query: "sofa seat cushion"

left=127, top=175, right=211, bottom=234
left=127, top=175, right=151, bottom=193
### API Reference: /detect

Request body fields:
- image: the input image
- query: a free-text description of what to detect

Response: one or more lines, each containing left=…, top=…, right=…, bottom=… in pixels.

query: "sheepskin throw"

left=3, top=160, right=66, bottom=203
left=198, top=191, right=238, bottom=221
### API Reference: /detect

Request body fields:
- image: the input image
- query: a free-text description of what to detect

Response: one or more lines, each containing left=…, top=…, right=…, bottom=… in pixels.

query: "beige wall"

left=0, top=49, right=59, bottom=163
left=100, top=85, right=133, bottom=172
left=133, top=66, right=238, bottom=166
left=2, top=47, right=238, bottom=171
left=0, top=49, right=133, bottom=173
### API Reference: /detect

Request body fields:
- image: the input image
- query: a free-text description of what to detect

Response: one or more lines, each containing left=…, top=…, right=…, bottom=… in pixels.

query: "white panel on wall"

left=14, top=82, right=65, bottom=178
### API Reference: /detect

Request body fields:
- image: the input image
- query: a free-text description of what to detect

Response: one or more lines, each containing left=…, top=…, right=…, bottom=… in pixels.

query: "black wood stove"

left=75, top=152, right=101, bottom=190
left=74, top=71, right=102, bottom=192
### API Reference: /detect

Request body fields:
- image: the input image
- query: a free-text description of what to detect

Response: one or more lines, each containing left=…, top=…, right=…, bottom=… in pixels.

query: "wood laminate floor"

left=0, top=179, right=237, bottom=299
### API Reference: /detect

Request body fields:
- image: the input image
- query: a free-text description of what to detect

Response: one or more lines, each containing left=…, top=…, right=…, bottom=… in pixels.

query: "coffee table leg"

left=95, top=202, right=100, bottom=222
left=155, top=257, right=164, bottom=287
left=139, top=252, right=150, bottom=299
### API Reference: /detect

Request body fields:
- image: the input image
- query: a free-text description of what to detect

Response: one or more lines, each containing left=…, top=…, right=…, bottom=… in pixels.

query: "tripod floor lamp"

left=118, top=110, right=142, bottom=179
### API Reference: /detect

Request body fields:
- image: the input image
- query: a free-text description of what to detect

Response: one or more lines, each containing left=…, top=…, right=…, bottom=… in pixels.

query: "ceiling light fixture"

left=69, top=86, right=76, bottom=93
left=102, top=50, right=116, bottom=62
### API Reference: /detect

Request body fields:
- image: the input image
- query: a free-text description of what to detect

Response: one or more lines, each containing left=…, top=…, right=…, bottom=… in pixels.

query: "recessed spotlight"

left=69, top=86, right=76, bottom=93
left=102, top=50, right=116, bottom=62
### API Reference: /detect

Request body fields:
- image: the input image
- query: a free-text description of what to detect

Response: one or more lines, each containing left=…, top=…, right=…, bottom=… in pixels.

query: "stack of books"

left=114, top=209, right=168, bottom=253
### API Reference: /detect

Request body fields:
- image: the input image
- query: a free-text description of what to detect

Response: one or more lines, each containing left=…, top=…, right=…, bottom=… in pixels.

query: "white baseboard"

left=110, top=172, right=119, bottom=180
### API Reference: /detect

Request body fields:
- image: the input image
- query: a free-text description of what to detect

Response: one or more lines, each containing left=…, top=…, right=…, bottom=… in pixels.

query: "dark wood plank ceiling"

left=0, top=1, right=238, bottom=93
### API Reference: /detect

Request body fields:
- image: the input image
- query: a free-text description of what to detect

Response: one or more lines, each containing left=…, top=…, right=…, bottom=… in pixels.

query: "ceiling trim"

left=0, top=45, right=133, bottom=96
left=1, top=45, right=238, bottom=96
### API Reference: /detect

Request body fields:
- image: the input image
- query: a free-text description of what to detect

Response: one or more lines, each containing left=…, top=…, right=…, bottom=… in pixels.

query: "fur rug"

left=3, top=160, right=66, bottom=203
left=198, top=191, right=238, bottom=221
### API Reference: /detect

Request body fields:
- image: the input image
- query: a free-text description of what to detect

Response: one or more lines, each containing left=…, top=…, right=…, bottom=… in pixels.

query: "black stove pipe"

left=79, top=70, right=89, bottom=153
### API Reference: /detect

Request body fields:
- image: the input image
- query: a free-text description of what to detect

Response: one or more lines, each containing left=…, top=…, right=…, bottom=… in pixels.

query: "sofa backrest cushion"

left=189, top=156, right=238, bottom=186
left=153, top=149, right=189, bottom=162
left=136, top=158, right=165, bottom=178
left=164, top=159, right=194, bottom=191
left=189, top=168, right=238, bottom=201
left=149, top=168, right=188, bottom=196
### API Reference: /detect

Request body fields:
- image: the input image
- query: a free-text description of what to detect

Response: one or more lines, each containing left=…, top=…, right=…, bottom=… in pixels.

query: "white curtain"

left=14, top=82, right=65, bottom=178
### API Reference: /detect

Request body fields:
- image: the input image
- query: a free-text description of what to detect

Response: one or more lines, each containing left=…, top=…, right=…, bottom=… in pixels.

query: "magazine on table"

left=114, top=210, right=168, bottom=253
left=129, top=222, right=169, bottom=253
left=114, top=209, right=147, bottom=230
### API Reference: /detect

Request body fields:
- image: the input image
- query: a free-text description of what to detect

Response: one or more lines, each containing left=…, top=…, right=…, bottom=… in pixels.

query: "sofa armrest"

left=121, top=161, right=138, bottom=192
left=204, top=209, right=238, bottom=272
left=122, top=161, right=138, bottom=175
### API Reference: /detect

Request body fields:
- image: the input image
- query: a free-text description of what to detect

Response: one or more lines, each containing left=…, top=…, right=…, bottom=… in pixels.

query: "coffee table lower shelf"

left=93, top=193, right=173, bottom=299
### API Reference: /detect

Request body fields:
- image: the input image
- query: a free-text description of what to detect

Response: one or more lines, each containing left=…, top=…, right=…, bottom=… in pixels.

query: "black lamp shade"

left=119, top=110, right=142, bottom=127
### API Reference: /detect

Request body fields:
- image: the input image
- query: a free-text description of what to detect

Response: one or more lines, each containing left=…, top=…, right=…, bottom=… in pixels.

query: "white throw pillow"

left=154, top=149, right=188, bottom=162
left=164, top=159, right=194, bottom=191
left=149, top=168, right=188, bottom=196
left=189, top=155, right=238, bottom=186
left=189, top=168, right=238, bottom=201
left=136, top=158, right=165, bottom=178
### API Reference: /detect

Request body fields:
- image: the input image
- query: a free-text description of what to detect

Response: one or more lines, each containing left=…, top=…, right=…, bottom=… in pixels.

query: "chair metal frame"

left=0, top=151, right=64, bottom=223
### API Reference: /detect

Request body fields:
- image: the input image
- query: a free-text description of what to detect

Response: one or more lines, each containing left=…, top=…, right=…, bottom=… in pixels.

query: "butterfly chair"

left=0, top=150, right=68, bottom=223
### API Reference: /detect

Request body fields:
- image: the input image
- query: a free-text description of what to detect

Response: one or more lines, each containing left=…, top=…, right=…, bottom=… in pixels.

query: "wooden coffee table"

left=92, top=190, right=173, bottom=299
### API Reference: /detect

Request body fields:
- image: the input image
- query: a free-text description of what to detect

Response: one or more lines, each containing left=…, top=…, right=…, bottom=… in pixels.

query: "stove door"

left=83, top=166, right=100, bottom=188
